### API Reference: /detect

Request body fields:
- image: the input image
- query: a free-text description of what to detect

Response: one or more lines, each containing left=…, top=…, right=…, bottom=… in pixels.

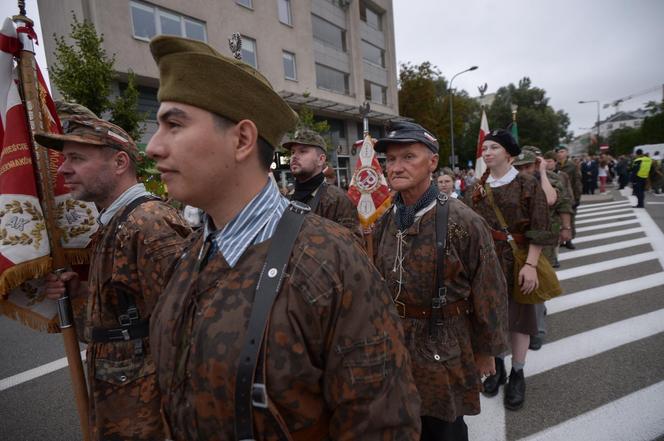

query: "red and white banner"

left=475, top=108, right=490, bottom=177
left=0, top=17, right=97, bottom=332
left=348, top=134, right=391, bottom=227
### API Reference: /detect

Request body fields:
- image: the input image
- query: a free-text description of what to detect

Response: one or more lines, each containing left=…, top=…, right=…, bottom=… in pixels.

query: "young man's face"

left=545, top=158, right=557, bottom=171
left=436, top=174, right=454, bottom=195
left=58, top=142, right=117, bottom=205
left=147, top=101, right=234, bottom=209
left=289, top=144, right=326, bottom=181
left=385, top=143, right=438, bottom=193
left=557, top=149, right=568, bottom=162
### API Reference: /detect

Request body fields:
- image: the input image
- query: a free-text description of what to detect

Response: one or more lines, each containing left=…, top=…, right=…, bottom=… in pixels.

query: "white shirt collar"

left=98, top=183, right=150, bottom=226
left=486, top=166, right=519, bottom=188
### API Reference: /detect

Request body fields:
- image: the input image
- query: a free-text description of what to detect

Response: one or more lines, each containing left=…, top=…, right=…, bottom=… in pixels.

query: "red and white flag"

left=475, top=108, right=490, bottom=177
left=348, top=134, right=391, bottom=227
left=0, top=17, right=98, bottom=332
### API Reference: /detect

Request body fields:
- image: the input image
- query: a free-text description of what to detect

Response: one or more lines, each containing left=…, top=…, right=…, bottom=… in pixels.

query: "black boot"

left=482, top=357, right=506, bottom=397
left=563, top=240, right=576, bottom=250
left=504, top=368, right=526, bottom=410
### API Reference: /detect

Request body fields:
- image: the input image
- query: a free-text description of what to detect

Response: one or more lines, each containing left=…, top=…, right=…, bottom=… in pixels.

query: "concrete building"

left=37, top=0, right=402, bottom=187
left=595, top=109, right=648, bottom=138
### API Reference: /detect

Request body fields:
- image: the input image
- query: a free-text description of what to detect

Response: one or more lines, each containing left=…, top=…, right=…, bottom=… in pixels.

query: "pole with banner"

left=347, top=102, right=391, bottom=261
left=3, top=3, right=92, bottom=439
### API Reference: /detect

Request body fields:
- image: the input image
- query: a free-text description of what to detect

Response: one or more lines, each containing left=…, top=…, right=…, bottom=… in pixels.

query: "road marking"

left=576, top=202, right=631, bottom=213
left=575, top=214, right=636, bottom=226
left=575, top=208, right=633, bottom=219
left=647, top=202, right=664, bottom=205
left=556, top=251, right=658, bottom=281
left=632, top=200, right=664, bottom=269
left=548, top=272, right=664, bottom=314
left=527, top=308, right=664, bottom=377
left=575, top=219, right=640, bottom=233
left=558, top=237, right=651, bottom=261
left=576, top=200, right=631, bottom=211
left=0, top=351, right=86, bottom=392
left=518, top=380, right=664, bottom=441
left=572, top=227, right=643, bottom=244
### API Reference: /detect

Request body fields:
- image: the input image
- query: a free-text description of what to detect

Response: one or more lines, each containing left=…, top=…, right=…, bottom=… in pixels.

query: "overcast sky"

left=393, top=0, right=664, bottom=136
left=2, top=0, right=662, bottom=137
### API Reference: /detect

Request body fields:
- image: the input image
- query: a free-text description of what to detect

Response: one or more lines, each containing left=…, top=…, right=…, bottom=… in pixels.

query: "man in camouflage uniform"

left=514, top=147, right=573, bottom=350
left=145, top=36, right=420, bottom=440
left=555, top=145, right=582, bottom=249
left=544, top=151, right=575, bottom=256
left=372, top=121, right=509, bottom=441
left=41, top=115, right=191, bottom=440
left=282, top=129, right=361, bottom=238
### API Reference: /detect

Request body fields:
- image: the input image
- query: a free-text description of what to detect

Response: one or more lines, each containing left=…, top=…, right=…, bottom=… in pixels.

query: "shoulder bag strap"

left=234, top=201, right=310, bottom=441
left=308, top=182, right=326, bottom=212
left=431, top=193, right=449, bottom=332
left=484, top=184, right=519, bottom=253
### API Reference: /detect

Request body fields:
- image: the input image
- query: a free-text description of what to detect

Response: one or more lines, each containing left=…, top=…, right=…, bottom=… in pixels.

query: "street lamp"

left=578, top=100, right=601, bottom=149
left=449, top=66, right=478, bottom=169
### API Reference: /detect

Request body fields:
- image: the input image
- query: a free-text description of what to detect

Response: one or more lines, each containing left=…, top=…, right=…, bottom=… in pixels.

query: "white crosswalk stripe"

left=468, top=194, right=664, bottom=441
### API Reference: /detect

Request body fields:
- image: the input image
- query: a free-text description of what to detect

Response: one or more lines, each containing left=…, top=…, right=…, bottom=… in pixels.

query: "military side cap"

left=513, top=150, right=537, bottom=166
left=374, top=121, right=439, bottom=153
left=484, top=129, right=520, bottom=156
left=35, top=115, right=141, bottom=163
left=150, top=35, right=298, bottom=149
left=555, top=144, right=568, bottom=152
left=543, top=151, right=557, bottom=160
left=282, top=128, right=327, bottom=152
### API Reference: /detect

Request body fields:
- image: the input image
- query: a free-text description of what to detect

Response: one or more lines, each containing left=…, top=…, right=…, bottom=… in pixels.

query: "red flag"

left=0, top=17, right=98, bottom=332
left=347, top=134, right=391, bottom=227
left=475, top=108, right=489, bottom=177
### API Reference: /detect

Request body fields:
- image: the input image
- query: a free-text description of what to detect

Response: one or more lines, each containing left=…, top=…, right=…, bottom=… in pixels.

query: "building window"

left=283, top=51, right=297, bottom=80
left=360, top=1, right=382, bottom=31
left=337, top=156, right=350, bottom=189
left=119, top=83, right=159, bottom=121
left=316, top=116, right=346, bottom=142
left=236, top=0, right=253, bottom=9
left=278, top=0, right=292, bottom=26
left=361, top=40, right=385, bottom=67
left=315, top=64, right=349, bottom=95
left=356, top=122, right=384, bottom=139
left=364, top=80, right=387, bottom=105
left=130, top=1, right=206, bottom=42
left=607, top=123, right=613, bottom=129
left=241, top=36, right=258, bottom=68
left=312, top=14, right=346, bottom=52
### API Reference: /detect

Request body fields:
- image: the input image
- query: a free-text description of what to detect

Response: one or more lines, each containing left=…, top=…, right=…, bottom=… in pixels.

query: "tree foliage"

left=488, top=77, right=571, bottom=152
left=607, top=101, right=664, bottom=155
left=398, top=62, right=480, bottom=168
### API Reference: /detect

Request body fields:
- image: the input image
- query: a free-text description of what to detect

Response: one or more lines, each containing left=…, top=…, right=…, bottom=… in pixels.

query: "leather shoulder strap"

left=234, top=201, right=310, bottom=441
left=432, top=194, right=449, bottom=330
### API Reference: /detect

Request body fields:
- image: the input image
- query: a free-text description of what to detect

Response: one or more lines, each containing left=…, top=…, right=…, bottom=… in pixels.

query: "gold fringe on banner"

left=0, top=256, right=51, bottom=298
left=0, top=298, right=60, bottom=333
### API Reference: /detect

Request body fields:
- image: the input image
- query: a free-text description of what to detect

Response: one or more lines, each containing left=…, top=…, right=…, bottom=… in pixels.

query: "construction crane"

left=603, top=85, right=663, bottom=112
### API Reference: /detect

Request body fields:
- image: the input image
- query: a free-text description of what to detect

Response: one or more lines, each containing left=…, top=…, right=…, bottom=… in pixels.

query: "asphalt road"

left=1, top=184, right=663, bottom=441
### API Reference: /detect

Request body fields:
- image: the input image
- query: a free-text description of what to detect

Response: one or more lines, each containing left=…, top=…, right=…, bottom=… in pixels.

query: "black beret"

left=484, top=129, right=520, bottom=157
left=374, top=121, right=439, bottom=154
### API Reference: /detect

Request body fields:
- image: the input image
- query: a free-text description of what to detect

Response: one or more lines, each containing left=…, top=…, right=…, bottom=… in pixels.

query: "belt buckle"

left=251, top=383, right=269, bottom=409
left=394, top=300, right=406, bottom=318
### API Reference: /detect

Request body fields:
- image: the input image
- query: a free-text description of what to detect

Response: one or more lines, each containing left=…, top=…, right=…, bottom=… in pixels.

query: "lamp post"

left=449, top=66, right=478, bottom=169
left=579, top=100, right=601, bottom=149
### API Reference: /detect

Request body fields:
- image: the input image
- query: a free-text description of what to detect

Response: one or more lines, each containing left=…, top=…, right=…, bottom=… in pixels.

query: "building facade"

left=37, top=0, right=402, bottom=187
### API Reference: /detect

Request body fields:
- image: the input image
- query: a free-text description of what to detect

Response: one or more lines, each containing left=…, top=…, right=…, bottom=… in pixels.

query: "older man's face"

left=385, top=143, right=438, bottom=193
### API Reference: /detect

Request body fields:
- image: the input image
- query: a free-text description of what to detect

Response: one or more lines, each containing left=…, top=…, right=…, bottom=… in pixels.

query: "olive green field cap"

left=149, top=35, right=298, bottom=149
left=282, top=128, right=327, bottom=152
left=543, top=151, right=557, bottom=160
left=521, top=145, right=542, bottom=156
left=513, top=150, right=538, bottom=166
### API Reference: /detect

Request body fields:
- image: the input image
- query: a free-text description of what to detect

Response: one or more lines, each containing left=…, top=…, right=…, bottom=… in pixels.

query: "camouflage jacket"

left=465, top=173, right=554, bottom=295
left=558, top=159, right=582, bottom=205
left=150, top=214, right=421, bottom=441
left=81, top=199, right=190, bottom=441
left=372, top=198, right=509, bottom=422
left=543, top=170, right=574, bottom=234
left=293, top=182, right=363, bottom=241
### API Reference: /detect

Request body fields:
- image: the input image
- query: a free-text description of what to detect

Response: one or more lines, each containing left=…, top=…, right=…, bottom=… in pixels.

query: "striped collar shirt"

left=203, top=179, right=288, bottom=267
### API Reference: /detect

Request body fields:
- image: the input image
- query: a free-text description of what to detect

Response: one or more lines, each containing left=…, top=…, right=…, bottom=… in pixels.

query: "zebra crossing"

left=467, top=191, right=664, bottom=441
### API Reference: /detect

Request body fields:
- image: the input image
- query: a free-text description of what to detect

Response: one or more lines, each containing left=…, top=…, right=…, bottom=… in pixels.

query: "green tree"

left=398, top=62, right=479, bottom=168
left=488, top=77, right=570, bottom=152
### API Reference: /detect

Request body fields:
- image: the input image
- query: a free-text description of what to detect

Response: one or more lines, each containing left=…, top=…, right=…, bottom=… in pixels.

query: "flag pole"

left=359, top=102, right=374, bottom=261
left=12, top=3, right=90, bottom=439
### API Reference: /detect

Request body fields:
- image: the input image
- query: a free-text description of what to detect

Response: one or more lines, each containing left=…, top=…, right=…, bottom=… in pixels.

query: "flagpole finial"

left=359, top=102, right=370, bottom=135
left=477, top=83, right=487, bottom=98
left=228, top=33, right=242, bottom=60
left=18, top=0, right=26, bottom=16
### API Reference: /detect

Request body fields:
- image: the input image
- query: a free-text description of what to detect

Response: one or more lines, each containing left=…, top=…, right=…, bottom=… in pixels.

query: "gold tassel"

left=0, top=256, right=52, bottom=298
left=0, top=299, right=60, bottom=333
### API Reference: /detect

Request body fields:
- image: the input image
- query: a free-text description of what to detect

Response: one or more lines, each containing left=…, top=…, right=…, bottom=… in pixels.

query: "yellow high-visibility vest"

left=634, top=156, right=652, bottom=179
